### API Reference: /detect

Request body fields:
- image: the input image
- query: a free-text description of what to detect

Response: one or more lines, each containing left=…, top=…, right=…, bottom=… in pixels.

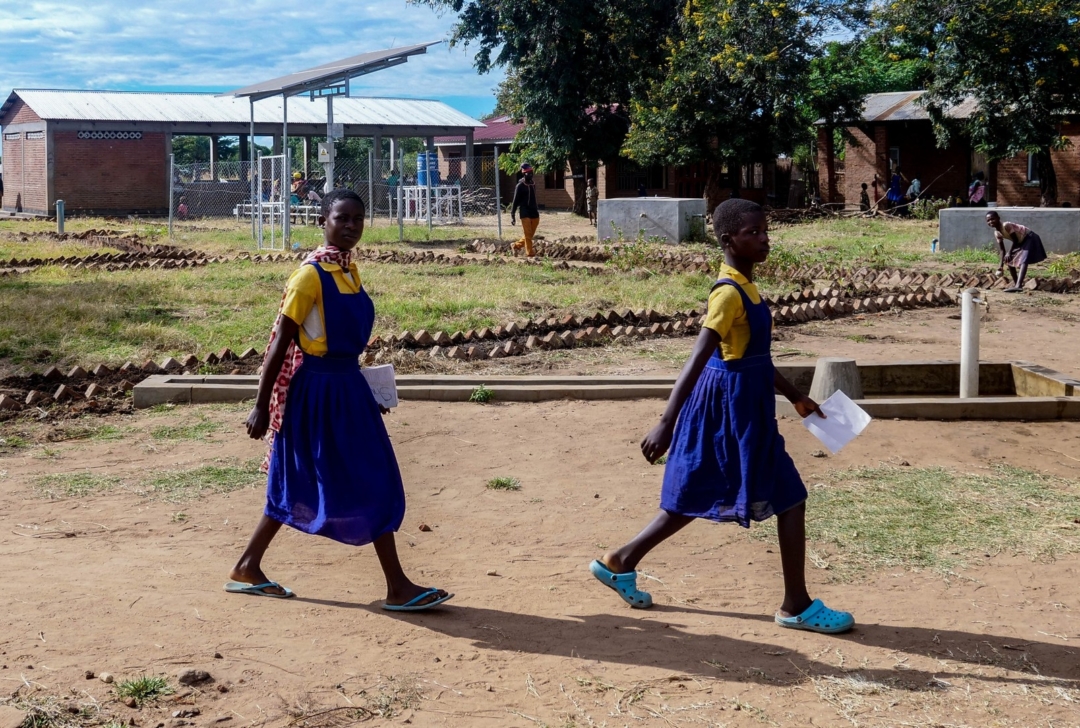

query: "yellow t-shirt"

left=279, top=262, right=363, bottom=356
left=702, top=263, right=765, bottom=361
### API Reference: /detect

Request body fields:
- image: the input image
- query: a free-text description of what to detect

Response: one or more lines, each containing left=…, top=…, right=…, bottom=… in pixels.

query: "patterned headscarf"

left=260, top=244, right=353, bottom=471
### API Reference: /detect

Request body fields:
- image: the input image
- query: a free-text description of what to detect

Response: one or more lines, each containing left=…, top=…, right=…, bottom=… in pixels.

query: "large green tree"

left=622, top=0, right=866, bottom=211
left=420, top=0, right=677, bottom=214
left=885, top=0, right=1080, bottom=206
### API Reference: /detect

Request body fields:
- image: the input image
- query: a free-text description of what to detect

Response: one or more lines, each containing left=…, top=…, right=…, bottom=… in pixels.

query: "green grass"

left=150, top=416, right=221, bottom=440
left=45, top=422, right=127, bottom=442
left=33, top=472, right=124, bottom=499
left=31, top=461, right=261, bottom=501
left=0, top=256, right=714, bottom=368
left=115, top=675, right=173, bottom=705
left=756, top=465, right=1080, bottom=579
left=145, top=462, right=262, bottom=502
left=486, top=476, right=522, bottom=491
left=469, top=384, right=494, bottom=403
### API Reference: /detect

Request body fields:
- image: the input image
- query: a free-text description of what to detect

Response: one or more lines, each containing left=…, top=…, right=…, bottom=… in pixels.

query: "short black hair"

left=321, top=188, right=365, bottom=218
left=861, top=183, right=868, bottom=190
left=986, top=210, right=1000, bottom=219
left=712, top=198, right=764, bottom=239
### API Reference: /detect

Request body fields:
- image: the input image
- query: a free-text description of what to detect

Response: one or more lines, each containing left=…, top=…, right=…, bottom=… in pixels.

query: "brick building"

left=0, top=89, right=483, bottom=217
left=818, top=91, right=1080, bottom=209
left=436, top=116, right=788, bottom=211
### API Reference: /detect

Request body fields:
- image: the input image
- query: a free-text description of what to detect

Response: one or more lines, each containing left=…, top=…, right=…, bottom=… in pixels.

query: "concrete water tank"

left=597, top=198, right=707, bottom=244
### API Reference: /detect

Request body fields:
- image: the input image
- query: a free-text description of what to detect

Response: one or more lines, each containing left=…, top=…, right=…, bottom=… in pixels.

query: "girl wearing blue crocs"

left=590, top=199, right=853, bottom=634
left=226, top=189, right=452, bottom=613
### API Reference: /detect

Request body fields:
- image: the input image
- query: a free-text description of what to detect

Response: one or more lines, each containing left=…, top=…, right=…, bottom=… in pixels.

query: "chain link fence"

left=168, top=150, right=507, bottom=247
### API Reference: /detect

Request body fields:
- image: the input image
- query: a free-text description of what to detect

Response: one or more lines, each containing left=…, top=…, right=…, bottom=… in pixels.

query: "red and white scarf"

left=261, top=244, right=353, bottom=471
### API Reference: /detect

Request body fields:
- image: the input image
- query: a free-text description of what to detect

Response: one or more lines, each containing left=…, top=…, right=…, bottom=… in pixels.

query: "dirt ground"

left=2, top=292, right=1080, bottom=728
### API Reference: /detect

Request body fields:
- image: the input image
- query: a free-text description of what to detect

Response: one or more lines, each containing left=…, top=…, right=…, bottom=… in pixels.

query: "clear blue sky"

left=0, top=1, right=503, bottom=120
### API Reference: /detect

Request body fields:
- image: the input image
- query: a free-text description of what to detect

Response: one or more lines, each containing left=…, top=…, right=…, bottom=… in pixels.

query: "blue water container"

left=416, top=153, right=441, bottom=186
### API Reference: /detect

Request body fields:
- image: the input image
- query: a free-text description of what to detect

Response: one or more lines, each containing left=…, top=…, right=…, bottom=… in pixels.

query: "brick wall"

left=53, top=131, right=168, bottom=214
left=995, top=124, right=1080, bottom=206
left=1, top=134, right=48, bottom=214
left=4, top=98, right=42, bottom=125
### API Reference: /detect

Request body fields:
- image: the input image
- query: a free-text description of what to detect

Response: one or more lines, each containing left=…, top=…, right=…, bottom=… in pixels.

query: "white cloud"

left=0, top=0, right=502, bottom=116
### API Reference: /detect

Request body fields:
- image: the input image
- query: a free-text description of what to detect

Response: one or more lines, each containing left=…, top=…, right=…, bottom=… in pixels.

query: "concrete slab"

left=597, top=198, right=707, bottom=244
left=939, top=207, right=1080, bottom=254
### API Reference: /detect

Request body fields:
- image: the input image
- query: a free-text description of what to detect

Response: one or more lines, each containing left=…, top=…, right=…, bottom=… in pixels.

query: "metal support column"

left=494, top=147, right=502, bottom=240
left=168, top=153, right=175, bottom=239
left=397, top=147, right=404, bottom=243
left=368, top=149, right=374, bottom=226
left=324, top=95, right=335, bottom=194
left=282, top=93, right=290, bottom=247
left=249, top=99, right=256, bottom=239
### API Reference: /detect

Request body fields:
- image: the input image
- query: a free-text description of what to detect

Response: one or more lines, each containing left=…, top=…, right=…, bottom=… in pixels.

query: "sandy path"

left=2, top=399, right=1079, bottom=727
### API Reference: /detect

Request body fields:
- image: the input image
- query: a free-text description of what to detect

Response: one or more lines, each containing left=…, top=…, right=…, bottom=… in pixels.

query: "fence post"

left=494, top=148, right=502, bottom=240
left=283, top=148, right=291, bottom=250
left=56, top=200, right=64, bottom=234
left=168, top=154, right=174, bottom=239
left=397, top=148, right=404, bottom=243
left=257, top=155, right=263, bottom=250
left=425, top=153, right=432, bottom=237
left=368, top=149, right=374, bottom=228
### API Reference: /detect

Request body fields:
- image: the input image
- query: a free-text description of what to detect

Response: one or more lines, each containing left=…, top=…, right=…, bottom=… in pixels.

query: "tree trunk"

left=704, top=161, right=727, bottom=216
left=569, top=158, right=587, bottom=216
left=1036, top=150, right=1058, bottom=207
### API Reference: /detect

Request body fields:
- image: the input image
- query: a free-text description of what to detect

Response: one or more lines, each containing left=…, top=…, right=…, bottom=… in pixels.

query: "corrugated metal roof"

left=860, top=91, right=976, bottom=122
left=435, top=115, right=522, bottom=145
left=224, top=42, right=440, bottom=101
left=1, top=89, right=484, bottom=130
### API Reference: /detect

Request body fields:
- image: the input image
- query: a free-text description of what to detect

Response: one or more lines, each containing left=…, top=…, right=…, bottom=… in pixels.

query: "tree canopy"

left=420, top=0, right=677, bottom=212
left=885, top=0, right=1080, bottom=205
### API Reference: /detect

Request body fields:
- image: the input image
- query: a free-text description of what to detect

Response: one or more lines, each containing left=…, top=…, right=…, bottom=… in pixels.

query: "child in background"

left=986, top=211, right=1048, bottom=292
left=227, top=188, right=453, bottom=612
left=177, top=196, right=189, bottom=219
left=859, top=183, right=870, bottom=213
left=590, top=198, right=854, bottom=634
left=587, top=178, right=600, bottom=226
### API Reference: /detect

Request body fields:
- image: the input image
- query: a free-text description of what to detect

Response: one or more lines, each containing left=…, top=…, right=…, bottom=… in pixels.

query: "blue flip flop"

left=224, top=581, right=295, bottom=599
left=589, top=560, right=652, bottom=609
left=775, top=599, right=854, bottom=634
left=382, top=588, right=454, bottom=612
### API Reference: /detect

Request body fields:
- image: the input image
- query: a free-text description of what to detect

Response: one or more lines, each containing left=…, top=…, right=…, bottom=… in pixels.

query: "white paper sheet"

left=361, top=364, right=399, bottom=409
left=801, top=390, right=871, bottom=454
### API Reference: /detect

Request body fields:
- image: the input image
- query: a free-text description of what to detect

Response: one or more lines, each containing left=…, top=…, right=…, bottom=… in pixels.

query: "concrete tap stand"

left=809, top=357, right=864, bottom=402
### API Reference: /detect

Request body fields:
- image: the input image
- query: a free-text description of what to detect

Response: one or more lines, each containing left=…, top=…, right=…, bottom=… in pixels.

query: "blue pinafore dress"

left=660, top=279, right=807, bottom=527
left=265, top=263, right=406, bottom=546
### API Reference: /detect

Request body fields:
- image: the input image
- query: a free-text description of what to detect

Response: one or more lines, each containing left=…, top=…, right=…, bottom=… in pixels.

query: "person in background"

left=586, top=178, right=600, bottom=226
left=886, top=166, right=907, bottom=213
left=859, top=183, right=871, bottom=213
left=638, top=182, right=648, bottom=198
left=986, top=211, right=1048, bottom=292
left=968, top=171, right=987, bottom=207
left=907, top=173, right=922, bottom=202
left=510, top=163, right=540, bottom=257
left=177, top=196, right=189, bottom=219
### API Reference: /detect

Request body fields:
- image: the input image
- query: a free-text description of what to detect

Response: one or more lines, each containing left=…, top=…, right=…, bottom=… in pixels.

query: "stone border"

left=133, top=361, right=1080, bottom=419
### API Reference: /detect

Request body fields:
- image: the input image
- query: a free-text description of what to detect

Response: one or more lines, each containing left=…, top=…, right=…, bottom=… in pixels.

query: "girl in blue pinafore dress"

left=589, top=199, right=854, bottom=634
left=225, top=189, right=452, bottom=612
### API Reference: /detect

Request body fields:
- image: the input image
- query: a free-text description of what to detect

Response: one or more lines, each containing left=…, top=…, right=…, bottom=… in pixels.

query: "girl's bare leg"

left=373, top=531, right=448, bottom=606
left=230, top=514, right=287, bottom=595
left=601, top=510, right=695, bottom=573
left=775, top=502, right=813, bottom=617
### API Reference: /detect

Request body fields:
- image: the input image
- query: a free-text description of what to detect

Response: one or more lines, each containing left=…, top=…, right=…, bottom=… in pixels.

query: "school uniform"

left=265, top=261, right=406, bottom=546
left=661, top=264, right=806, bottom=526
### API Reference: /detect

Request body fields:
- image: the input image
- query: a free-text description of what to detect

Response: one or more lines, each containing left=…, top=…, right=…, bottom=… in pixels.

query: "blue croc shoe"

left=589, top=560, right=653, bottom=609
left=775, top=599, right=854, bottom=634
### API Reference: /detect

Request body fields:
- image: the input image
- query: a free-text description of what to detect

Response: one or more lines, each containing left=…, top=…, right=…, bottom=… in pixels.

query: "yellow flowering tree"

left=885, top=0, right=1080, bottom=206
left=621, top=0, right=867, bottom=211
